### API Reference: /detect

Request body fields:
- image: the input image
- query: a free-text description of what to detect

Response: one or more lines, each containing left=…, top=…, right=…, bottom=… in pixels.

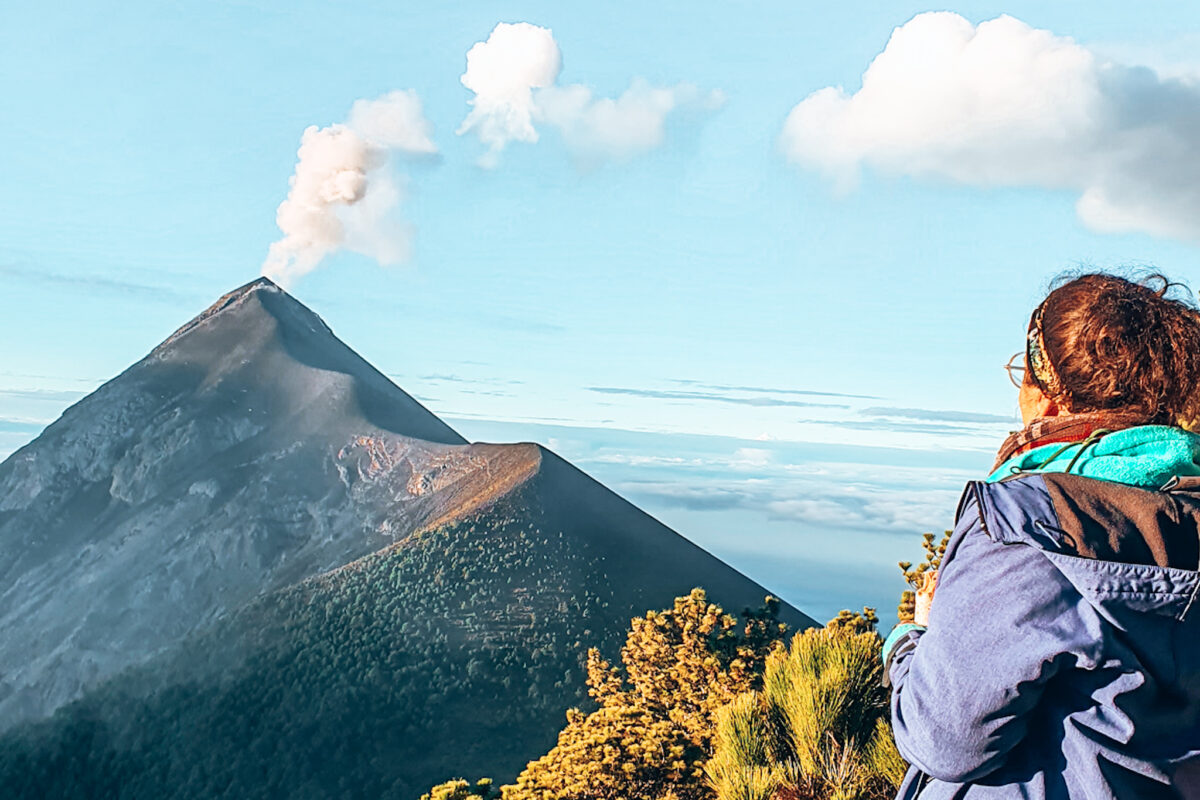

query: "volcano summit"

left=0, top=278, right=811, bottom=796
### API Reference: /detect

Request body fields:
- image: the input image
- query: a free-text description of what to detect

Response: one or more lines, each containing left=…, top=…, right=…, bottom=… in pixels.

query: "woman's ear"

left=1038, top=393, right=1068, bottom=418
left=1020, top=381, right=1071, bottom=423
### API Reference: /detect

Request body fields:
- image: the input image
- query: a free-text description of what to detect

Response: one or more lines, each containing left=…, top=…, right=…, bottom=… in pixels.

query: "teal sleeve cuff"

left=882, top=622, right=926, bottom=662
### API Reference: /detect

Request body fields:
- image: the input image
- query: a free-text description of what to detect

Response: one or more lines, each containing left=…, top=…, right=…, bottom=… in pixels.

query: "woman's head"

left=1025, top=272, right=1200, bottom=427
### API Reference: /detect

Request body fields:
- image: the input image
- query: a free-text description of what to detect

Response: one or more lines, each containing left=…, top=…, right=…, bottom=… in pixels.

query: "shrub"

left=423, top=598, right=910, bottom=800
left=706, top=613, right=906, bottom=800
left=499, top=589, right=788, bottom=800
left=421, top=778, right=501, bottom=800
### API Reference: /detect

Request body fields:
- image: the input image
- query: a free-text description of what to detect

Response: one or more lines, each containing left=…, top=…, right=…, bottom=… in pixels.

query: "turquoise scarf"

left=987, top=425, right=1200, bottom=488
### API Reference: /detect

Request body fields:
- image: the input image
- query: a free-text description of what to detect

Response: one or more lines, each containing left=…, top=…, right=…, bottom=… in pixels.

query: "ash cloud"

left=262, top=90, right=438, bottom=287
left=457, top=22, right=561, bottom=167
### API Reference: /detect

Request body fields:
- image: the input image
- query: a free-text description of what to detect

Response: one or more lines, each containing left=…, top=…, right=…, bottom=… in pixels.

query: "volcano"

left=0, top=278, right=813, bottom=797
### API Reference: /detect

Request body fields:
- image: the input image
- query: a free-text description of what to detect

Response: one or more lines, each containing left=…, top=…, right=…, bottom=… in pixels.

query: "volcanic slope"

left=0, top=278, right=545, bottom=727
left=0, top=278, right=814, bottom=796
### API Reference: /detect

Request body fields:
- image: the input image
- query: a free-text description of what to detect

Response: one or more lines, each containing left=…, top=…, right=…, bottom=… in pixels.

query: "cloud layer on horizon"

left=608, top=454, right=967, bottom=535
left=588, top=385, right=850, bottom=409
left=860, top=406, right=1017, bottom=424
left=781, top=12, right=1200, bottom=243
left=458, top=22, right=723, bottom=168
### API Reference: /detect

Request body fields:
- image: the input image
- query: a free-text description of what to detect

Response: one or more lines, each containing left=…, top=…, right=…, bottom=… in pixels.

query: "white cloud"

left=537, top=80, right=724, bottom=164
left=263, top=90, right=437, bottom=287
left=458, top=22, right=561, bottom=167
left=623, top=473, right=958, bottom=533
left=781, top=12, right=1200, bottom=243
left=458, top=22, right=722, bottom=167
left=765, top=498, right=854, bottom=526
left=765, top=488, right=957, bottom=533
left=347, top=90, right=439, bottom=154
left=732, top=447, right=772, bottom=467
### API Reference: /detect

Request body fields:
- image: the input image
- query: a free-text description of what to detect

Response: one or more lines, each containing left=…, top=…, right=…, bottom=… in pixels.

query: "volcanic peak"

left=156, top=276, right=330, bottom=353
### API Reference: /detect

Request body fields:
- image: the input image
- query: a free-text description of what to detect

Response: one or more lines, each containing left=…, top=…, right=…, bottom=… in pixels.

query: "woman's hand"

left=914, top=569, right=938, bottom=627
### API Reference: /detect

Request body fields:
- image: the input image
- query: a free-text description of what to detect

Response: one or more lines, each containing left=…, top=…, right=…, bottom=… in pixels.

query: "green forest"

left=0, top=496, right=622, bottom=798
left=0, top=490, right=945, bottom=800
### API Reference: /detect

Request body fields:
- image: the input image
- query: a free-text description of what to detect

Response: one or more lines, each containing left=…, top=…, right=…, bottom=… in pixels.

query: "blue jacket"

left=887, top=471, right=1200, bottom=799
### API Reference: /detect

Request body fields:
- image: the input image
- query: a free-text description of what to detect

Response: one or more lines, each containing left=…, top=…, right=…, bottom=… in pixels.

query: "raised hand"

left=914, top=569, right=938, bottom=627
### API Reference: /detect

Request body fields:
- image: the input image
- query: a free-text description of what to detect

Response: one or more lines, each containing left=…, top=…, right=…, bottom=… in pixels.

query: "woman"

left=882, top=272, right=1200, bottom=799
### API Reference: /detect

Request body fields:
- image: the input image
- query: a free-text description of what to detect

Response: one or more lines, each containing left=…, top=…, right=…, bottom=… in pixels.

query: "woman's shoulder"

left=953, top=474, right=1200, bottom=624
left=968, top=472, right=1200, bottom=570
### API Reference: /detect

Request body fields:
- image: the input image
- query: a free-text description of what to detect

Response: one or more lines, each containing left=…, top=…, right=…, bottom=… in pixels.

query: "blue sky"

left=3, top=1, right=1200, bottom=620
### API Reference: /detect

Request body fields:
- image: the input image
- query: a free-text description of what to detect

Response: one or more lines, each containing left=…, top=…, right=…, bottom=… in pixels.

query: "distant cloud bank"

left=860, top=406, right=1017, bottom=424
left=588, top=386, right=849, bottom=410
left=781, top=12, right=1200, bottom=243
left=458, top=22, right=724, bottom=168
left=671, top=379, right=879, bottom=400
left=617, top=463, right=964, bottom=534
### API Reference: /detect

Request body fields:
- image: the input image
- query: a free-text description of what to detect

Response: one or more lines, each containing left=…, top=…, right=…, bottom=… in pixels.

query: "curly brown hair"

left=1038, top=272, right=1200, bottom=428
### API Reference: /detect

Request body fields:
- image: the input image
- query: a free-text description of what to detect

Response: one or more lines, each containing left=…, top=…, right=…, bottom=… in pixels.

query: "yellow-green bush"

left=501, top=588, right=788, bottom=800
left=705, top=615, right=905, bottom=800
left=422, top=598, right=909, bottom=800
left=421, top=778, right=501, bottom=800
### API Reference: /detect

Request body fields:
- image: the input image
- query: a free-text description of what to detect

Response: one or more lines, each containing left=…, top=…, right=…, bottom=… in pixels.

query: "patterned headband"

left=1026, top=302, right=1064, bottom=398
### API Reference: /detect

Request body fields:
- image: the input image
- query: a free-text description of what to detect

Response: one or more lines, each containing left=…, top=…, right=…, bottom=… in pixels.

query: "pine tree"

left=705, top=692, right=780, bottom=800
left=421, top=778, right=500, bottom=800
left=705, top=612, right=906, bottom=800
left=421, top=596, right=911, bottom=800
left=499, top=588, right=788, bottom=800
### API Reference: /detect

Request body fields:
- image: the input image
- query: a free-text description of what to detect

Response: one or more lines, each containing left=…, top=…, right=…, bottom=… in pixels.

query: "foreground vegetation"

left=0, top=500, right=618, bottom=799
left=424, top=595, right=906, bottom=800
left=706, top=610, right=905, bottom=800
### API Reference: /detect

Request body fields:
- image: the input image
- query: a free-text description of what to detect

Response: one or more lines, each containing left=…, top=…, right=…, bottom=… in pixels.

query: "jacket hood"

left=987, top=425, right=1200, bottom=489
left=969, top=473, right=1200, bottom=619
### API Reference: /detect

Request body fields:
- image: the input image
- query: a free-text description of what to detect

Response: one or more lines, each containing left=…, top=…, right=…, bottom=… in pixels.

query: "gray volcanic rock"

left=0, top=277, right=813, bottom=739
left=0, top=279, right=535, bottom=726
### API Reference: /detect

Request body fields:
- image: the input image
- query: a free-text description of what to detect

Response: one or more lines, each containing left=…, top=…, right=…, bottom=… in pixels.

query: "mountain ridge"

left=0, top=277, right=502, bottom=723
left=0, top=277, right=813, bottom=795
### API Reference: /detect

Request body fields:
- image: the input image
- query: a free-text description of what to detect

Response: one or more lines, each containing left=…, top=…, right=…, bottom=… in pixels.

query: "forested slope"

left=0, top=477, right=809, bottom=799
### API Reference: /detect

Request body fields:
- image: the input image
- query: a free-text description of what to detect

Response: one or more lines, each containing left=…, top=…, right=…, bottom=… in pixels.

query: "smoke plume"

left=263, top=90, right=437, bottom=287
